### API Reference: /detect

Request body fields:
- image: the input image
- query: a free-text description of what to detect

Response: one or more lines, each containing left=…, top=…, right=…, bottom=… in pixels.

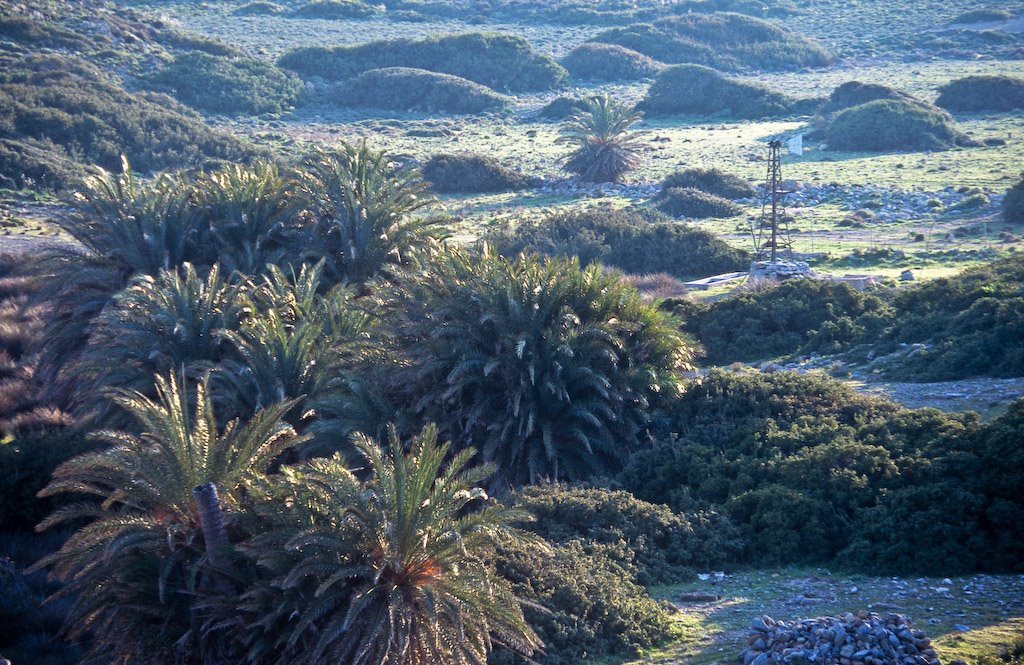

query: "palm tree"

left=195, top=161, right=304, bottom=276
left=77, top=263, right=243, bottom=425
left=387, top=248, right=694, bottom=488
left=559, top=94, right=645, bottom=183
left=31, top=371, right=306, bottom=664
left=33, top=158, right=202, bottom=406
left=232, top=424, right=543, bottom=664
left=294, top=143, right=441, bottom=285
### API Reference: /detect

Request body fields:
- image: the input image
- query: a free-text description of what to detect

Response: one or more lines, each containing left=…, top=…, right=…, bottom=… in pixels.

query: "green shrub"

left=145, top=52, right=304, bottom=115
left=821, top=81, right=924, bottom=114
left=639, top=64, right=801, bottom=118
left=486, top=207, right=749, bottom=280
left=561, top=43, right=660, bottom=81
left=0, top=55, right=256, bottom=190
left=820, top=99, right=969, bottom=152
left=675, top=278, right=892, bottom=363
left=656, top=187, right=744, bottom=218
left=279, top=33, right=567, bottom=93
left=952, top=8, right=1014, bottom=23
left=592, top=12, right=833, bottom=72
left=1005, top=175, right=1024, bottom=225
left=511, top=484, right=742, bottom=585
left=292, top=0, right=384, bottom=18
left=422, top=153, right=529, bottom=193
left=936, top=75, right=1024, bottom=112
left=491, top=539, right=677, bottom=665
left=660, top=167, right=755, bottom=199
left=232, top=1, right=287, bottom=16
left=0, top=428, right=97, bottom=532
left=333, top=67, right=509, bottom=114
left=537, top=96, right=590, bottom=120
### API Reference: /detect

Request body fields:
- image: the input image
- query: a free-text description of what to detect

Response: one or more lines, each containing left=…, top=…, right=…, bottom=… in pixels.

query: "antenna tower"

left=752, top=140, right=794, bottom=262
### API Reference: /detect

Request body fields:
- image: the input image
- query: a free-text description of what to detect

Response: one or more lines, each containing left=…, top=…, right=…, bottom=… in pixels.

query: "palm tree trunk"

left=193, top=482, right=230, bottom=568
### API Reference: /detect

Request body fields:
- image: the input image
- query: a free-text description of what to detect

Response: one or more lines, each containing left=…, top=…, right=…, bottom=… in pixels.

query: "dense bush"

left=279, top=33, right=566, bottom=93
left=656, top=186, right=745, bottom=218
left=232, top=1, right=286, bottom=16
left=333, top=67, right=509, bottom=114
left=491, top=539, right=676, bottom=665
left=935, top=75, right=1024, bottom=112
left=292, top=0, right=384, bottom=18
left=820, top=81, right=924, bottom=114
left=0, top=56, right=255, bottom=190
left=819, top=99, right=969, bottom=151
left=951, top=8, right=1014, bottom=23
left=639, top=64, right=801, bottom=118
left=673, top=278, right=892, bottom=363
left=1005, top=174, right=1024, bottom=225
left=486, top=207, right=749, bottom=279
left=145, top=51, right=304, bottom=115
left=591, top=12, right=833, bottom=72
left=660, top=167, right=755, bottom=199
left=510, top=484, right=742, bottom=585
left=561, top=43, right=660, bottom=81
left=537, top=96, right=591, bottom=120
left=422, top=153, right=529, bottom=193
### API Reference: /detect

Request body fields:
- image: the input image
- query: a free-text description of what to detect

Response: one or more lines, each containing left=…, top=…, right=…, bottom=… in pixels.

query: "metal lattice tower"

left=752, top=140, right=794, bottom=262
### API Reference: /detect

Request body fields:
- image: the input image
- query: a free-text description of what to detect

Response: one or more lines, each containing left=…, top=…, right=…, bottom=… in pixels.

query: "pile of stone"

left=740, top=611, right=942, bottom=665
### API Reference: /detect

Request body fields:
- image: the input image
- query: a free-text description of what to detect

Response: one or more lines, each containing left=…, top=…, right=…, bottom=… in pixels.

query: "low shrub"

left=510, top=484, right=742, bottom=585
left=591, top=12, right=833, bottom=72
left=486, top=207, right=749, bottom=280
left=537, top=96, right=590, bottom=120
left=659, top=167, right=755, bottom=199
left=561, top=43, right=661, bottom=81
left=232, top=2, right=287, bottom=16
left=144, top=52, right=304, bottom=115
left=639, top=64, right=801, bottom=118
left=279, top=33, right=566, bottom=93
left=1005, top=175, right=1024, bottom=225
left=819, top=99, right=969, bottom=152
left=291, top=0, right=384, bottom=19
left=333, top=67, right=509, bottom=114
left=491, top=538, right=677, bottom=665
left=656, top=187, right=745, bottom=218
left=951, top=8, right=1014, bottom=24
left=422, top=153, right=529, bottom=193
left=820, top=81, right=924, bottom=114
left=935, top=75, right=1024, bottom=112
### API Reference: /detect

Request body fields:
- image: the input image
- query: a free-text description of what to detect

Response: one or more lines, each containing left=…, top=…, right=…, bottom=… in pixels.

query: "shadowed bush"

left=486, top=207, right=749, bottom=280
left=232, top=1, right=286, bottom=15
left=639, top=64, right=803, bottom=117
left=538, top=96, right=591, bottom=120
left=951, top=8, right=1014, bottom=23
left=561, top=43, right=661, bottom=81
left=660, top=167, right=755, bottom=199
left=292, top=0, right=384, bottom=18
left=1005, top=174, right=1024, bottom=225
left=279, top=33, right=566, bottom=93
left=820, top=81, right=925, bottom=114
left=145, top=51, right=304, bottom=115
left=591, top=12, right=833, bottom=72
left=656, top=187, right=745, bottom=218
left=936, top=75, right=1024, bottom=112
left=422, top=153, right=529, bottom=193
left=332, top=67, right=509, bottom=114
left=818, top=99, right=970, bottom=152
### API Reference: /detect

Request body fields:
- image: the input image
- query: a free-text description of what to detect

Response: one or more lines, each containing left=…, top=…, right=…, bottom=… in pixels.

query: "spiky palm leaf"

left=229, top=424, right=542, bottom=665
left=33, top=158, right=203, bottom=405
left=31, top=372, right=306, bottom=665
left=295, top=143, right=441, bottom=285
left=558, top=94, right=645, bottom=184
left=389, top=248, right=694, bottom=488
left=196, top=161, right=304, bottom=276
left=77, top=263, right=244, bottom=425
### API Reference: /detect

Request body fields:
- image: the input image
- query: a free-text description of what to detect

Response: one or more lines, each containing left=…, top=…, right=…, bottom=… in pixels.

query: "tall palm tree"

left=295, top=144, right=441, bottom=286
left=195, top=161, right=304, bottom=277
left=231, top=425, right=543, bottom=664
left=33, top=158, right=202, bottom=406
left=559, top=94, right=645, bottom=184
left=31, top=371, right=306, bottom=665
left=388, top=248, right=694, bottom=488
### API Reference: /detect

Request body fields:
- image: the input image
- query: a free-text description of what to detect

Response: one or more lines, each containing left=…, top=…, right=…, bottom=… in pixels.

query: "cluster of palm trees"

left=28, top=141, right=692, bottom=663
